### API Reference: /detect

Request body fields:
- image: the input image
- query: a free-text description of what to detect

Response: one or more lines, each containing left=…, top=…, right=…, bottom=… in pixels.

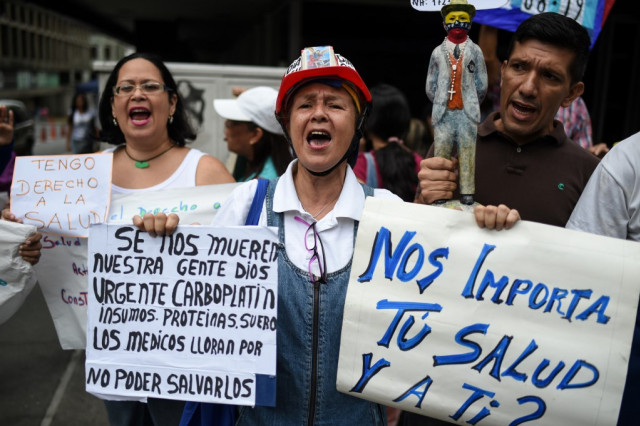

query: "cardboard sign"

left=36, top=183, right=240, bottom=350
left=10, top=154, right=113, bottom=237
left=410, top=0, right=510, bottom=12
left=338, top=198, right=640, bottom=425
left=85, top=224, right=278, bottom=405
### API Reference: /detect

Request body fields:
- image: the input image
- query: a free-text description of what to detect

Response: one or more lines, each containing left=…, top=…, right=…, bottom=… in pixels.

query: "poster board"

left=86, top=224, right=278, bottom=405
left=337, top=198, right=640, bottom=425
left=36, top=183, right=240, bottom=349
left=10, top=153, right=113, bottom=237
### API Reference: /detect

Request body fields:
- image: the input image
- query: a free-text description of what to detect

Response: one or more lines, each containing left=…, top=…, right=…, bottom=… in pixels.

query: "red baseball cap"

left=275, top=46, right=372, bottom=116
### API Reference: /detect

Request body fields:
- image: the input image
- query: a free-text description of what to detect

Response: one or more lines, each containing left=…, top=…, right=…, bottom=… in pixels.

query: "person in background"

left=478, top=24, right=609, bottom=158
left=1, top=104, right=43, bottom=265
left=416, top=12, right=599, bottom=228
left=353, top=83, right=422, bottom=202
left=565, top=130, right=640, bottom=425
left=213, top=86, right=292, bottom=181
left=67, top=92, right=99, bottom=154
left=97, top=51, right=234, bottom=426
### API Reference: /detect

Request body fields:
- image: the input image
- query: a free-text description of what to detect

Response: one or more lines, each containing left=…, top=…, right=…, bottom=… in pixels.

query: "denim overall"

left=236, top=179, right=385, bottom=425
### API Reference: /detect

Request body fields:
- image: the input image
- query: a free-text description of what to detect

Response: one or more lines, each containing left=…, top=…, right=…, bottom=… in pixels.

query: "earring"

left=168, top=115, right=174, bottom=124
left=112, top=117, right=118, bottom=126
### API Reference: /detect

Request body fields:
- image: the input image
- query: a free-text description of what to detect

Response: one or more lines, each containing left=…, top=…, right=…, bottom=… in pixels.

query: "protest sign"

left=10, top=154, right=113, bottom=237
left=338, top=198, right=640, bottom=425
left=36, top=182, right=240, bottom=350
left=473, top=0, right=617, bottom=48
left=86, top=224, right=278, bottom=405
left=410, top=0, right=510, bottom=12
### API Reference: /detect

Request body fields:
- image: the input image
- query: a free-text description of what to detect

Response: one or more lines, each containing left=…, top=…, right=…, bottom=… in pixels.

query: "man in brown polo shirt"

left=415, top=12, right=599, bottom=228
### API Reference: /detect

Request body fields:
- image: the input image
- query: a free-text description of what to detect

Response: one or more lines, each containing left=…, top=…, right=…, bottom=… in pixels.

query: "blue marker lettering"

left=416, top=247, right=449, bottom=293
left=557, top=360, right=599, bottom=390
left=376, top=300, right=442, bottom=350
left=393, top=375, right=433, bottom=408
left=462, top=244, right=496, bottom=298
left=358, top=227, right=416, bottom=282
left=473, top=335, right=513, bottom=381
left=349, top=353, right=390, bottom=393
left=433, top=323, right=489, bottom=366
left=510, top=396, right=546, bottom=426
left=450, top=383, right=497, bottom=424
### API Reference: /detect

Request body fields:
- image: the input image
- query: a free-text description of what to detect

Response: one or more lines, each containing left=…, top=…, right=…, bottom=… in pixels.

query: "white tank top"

left=103, top=146, right=206, bottom=194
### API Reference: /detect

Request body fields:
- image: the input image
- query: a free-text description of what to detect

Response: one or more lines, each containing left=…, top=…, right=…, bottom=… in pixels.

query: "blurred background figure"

left=405, top=100, right=434, bottom=159
left=66, top=92, right=98, bottom=154
left=214, top=86, right=292, bottom=181
left=353, top=83, right=422, bottom=202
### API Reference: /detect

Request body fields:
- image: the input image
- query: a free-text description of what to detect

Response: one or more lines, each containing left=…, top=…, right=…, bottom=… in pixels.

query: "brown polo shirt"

left=427, top=112, right=600, bottom=227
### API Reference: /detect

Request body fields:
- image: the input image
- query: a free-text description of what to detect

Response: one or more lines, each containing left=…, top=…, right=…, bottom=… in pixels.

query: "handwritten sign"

left=85, top=223, right=278, bottom=404
left=107, top=182, right=239, bottom=225
left=10, top=154, right=113, bottom=237
left=473, top=0, right=615, bottom=48
left=410, top=0, right=510, bottom=12
left=337, top=198, right=640, bottom=425
left=36, top=183, right=240, bottom=350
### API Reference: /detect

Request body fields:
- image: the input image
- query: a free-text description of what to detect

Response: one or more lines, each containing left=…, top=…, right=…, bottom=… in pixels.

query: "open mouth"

left=129, top=107, right=151, bottom=125
left=307, top=130, right=331, bottom=148
left=511, top=101, right=536, bottom=119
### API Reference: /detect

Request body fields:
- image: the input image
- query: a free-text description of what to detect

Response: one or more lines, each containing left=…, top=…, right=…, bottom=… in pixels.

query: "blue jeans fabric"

left=236, top=179, right=385, bottom=425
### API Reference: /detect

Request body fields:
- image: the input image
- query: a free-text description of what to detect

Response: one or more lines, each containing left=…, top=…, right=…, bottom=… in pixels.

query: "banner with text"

left=86, top=223, right=278, bottom=405
left=37, top=183, right=240, bottom=350
left=410, top=0, right=510, bottom=12
left=10, top=154, right=113, bottom=237
left=473, top=0, right=617, bottom=48
left=338, top=198, right=640, bottom=425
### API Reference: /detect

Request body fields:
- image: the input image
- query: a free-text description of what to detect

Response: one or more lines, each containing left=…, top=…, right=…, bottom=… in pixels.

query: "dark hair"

left=507, top=12, right=590, bottom=84
left=240, top=123, right=293, bottom=180
left=98, top=52, right=196, bottom=145
left=366, top=84, right=418, bottom=202
left=68, top=92, right=88, bottom=126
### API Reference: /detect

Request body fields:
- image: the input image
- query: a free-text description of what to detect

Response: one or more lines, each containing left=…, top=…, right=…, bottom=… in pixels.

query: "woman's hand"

left=473, top=204, right=520, bottom=231
left=20, top=232, right=42, bottom=265
left=2, top=207, right=22, bottom=224
left=132, top=213, right=180, bottom=237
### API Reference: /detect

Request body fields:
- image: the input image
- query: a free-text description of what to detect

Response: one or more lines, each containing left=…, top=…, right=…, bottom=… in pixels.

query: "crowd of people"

left=0, top=4, right=637, bottom=426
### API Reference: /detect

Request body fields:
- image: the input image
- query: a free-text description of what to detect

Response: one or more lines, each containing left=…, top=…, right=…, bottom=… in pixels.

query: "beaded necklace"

left=442, top=38, right=467, bottom=101
left=122, top=143, right=176, bottom=168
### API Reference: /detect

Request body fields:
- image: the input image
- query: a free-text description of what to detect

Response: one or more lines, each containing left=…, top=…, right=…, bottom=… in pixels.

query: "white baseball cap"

left=213, top=86, right=283, bottom=135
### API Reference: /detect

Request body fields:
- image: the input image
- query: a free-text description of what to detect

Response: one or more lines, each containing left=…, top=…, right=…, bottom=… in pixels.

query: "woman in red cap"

left=142, top=46, right=519, bottom=425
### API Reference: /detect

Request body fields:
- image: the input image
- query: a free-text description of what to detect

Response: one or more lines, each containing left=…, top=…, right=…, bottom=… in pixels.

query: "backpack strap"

left=244, top=178, right=269, bottom=226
